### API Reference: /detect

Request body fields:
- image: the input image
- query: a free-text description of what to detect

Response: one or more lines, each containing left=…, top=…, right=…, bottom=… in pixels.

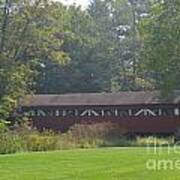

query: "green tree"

left=139, top=0, right=180, bottom=96
left=0, top=0, right=67, bottom=119
left=35, top=0, right=153, bottom=93
left=36, top=2, right=116, bottom=93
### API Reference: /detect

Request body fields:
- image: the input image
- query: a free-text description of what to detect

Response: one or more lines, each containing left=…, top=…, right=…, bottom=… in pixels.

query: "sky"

left=57, top=0, right=90, bottom=8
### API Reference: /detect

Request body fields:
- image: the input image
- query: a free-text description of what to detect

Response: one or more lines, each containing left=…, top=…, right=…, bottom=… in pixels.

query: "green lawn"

left=0, top=148, right=180, bottom=180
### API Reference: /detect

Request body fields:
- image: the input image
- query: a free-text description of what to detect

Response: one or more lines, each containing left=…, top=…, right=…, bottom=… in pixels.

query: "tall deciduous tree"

left=36, top=0, right=154, bottom=93
left=139, top=0, right=180, bottom=96
left=0, top=0, right=67, bottom=119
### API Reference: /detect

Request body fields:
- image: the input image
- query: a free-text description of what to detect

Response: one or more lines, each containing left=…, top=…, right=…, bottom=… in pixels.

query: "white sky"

left=56, top=0, right=90, bottom=8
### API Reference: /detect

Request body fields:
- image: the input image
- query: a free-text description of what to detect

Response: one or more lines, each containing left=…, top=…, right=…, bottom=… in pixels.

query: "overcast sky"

left=57, top=0, right=90, bottom=8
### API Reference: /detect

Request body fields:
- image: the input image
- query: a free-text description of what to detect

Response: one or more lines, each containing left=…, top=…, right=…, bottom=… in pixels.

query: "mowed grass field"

left=0, top=148, right=180, bottom=180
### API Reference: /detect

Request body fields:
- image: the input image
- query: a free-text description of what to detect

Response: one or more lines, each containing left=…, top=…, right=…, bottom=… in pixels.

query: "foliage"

left=0, top=130, right=23, bottom=154
left=135, top=136, right=174, bottom=146
left=67, top=122, right=128, bottom=148
left=24, top=131, right=60, bottom=151
left=0, top=0, right=179, bottom=126
left=0, top=119, right=9, bottom=133
left=139, top=0, right=180, bottom=96
left=0, top=0, right=67, bottom=119
left=0, top=122, right=176, bottom=154
left=35, top=0, right=154, bottom=94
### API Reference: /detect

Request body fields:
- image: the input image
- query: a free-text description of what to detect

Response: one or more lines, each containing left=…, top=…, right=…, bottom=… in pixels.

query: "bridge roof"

left=21, top=91, right=180, bottom=107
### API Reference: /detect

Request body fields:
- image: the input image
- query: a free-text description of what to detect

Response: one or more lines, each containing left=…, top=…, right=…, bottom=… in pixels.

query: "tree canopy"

left=0, top=0, right=179, bottom=120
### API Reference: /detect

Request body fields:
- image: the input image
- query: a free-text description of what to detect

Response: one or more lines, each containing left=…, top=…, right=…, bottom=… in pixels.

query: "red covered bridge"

left=20, top=91, right=180, bottom=134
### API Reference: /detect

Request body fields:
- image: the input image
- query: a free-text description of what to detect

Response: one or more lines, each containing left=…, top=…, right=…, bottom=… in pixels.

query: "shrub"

left=135, top=136, right=174, bottom=147
left=67, top=122, right=129, bottom=147
left=0, top=122, right=176, bottom=154
left=0, top=119, right=9, bottom=133
left=21, top=130, right=77, bottom=151
left=24, top=133, right=58, bottom=151
left=0, top=130, right=23, bottom=154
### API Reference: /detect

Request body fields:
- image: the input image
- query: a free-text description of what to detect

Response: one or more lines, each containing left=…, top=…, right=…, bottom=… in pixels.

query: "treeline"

left=0, top=0, right=179, bottom=119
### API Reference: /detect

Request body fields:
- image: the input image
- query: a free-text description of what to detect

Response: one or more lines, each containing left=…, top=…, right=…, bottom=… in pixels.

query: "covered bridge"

left=20, top=91, right=180, bottom=133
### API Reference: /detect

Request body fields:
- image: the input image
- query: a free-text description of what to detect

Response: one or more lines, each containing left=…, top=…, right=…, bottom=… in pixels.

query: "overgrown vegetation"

left=0, top=123, right=175, bottom=154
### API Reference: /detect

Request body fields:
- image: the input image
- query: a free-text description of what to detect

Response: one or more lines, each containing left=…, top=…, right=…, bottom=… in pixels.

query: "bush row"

left=0, top=122, right=175, bottom=154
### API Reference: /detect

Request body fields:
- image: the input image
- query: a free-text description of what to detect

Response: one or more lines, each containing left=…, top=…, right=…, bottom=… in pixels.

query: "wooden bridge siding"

left=32, top=116, right=180, bottom=133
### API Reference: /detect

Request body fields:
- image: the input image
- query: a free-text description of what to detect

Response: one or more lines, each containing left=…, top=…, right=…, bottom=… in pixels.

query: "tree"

left=35, top=0, right=153, bottom=93
left=36, top=2, right=116, bottom=93
left=0, top=0, right=67, bottom=119
left=139, top=0, right=180, bottom=96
